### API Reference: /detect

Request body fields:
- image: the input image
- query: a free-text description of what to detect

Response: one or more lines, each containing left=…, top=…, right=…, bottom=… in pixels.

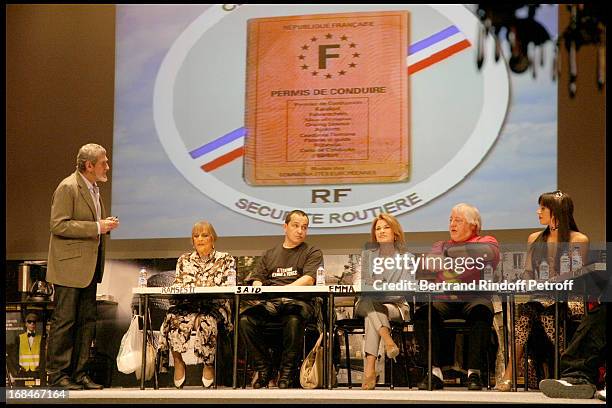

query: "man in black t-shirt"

left=240, top=210, right=323, bottom=389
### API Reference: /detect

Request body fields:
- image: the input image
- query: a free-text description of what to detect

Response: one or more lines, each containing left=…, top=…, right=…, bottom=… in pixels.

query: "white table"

left=133, top=269, right=607, bottom=391
left=132, top=285, right=338, bottom=389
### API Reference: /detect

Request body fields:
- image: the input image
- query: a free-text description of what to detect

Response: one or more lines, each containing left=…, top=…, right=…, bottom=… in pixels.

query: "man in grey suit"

left=46, top=143, right=119, bottom=390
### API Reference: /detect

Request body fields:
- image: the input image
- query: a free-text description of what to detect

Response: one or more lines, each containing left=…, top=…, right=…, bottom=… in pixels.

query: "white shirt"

left=78, top=172, right=101, bottom=235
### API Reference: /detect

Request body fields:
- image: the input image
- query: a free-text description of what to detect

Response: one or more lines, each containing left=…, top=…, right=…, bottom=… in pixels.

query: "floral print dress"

left=159, top=250, right=234, bottom=365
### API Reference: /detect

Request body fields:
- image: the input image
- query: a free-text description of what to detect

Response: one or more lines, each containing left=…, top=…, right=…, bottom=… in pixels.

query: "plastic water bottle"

left=316, top=264, right=326, bottom=286
left=571, top=246, right=583, bottom=272
left=559, top=251, right=571, bottom=275
left=226, top=266, right=236, bottom=286
left=138, top=267, right=148, bottom=287
left=538, top=259, right=549, bottom=280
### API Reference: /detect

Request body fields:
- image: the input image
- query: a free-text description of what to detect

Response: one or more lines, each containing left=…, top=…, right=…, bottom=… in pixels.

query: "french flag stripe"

left=189, top=127, right=245, bottom=159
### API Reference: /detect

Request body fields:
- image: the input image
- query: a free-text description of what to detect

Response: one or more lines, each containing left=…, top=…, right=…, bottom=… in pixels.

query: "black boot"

left=417, top=372, right=444, bottom=390
left=253, top=370, right=271, bottom=389
left=277, top=352, right=300, bottom=389
left=252, top=360, right=271, bottom=389
left=278, top=367, right=298, bottom=389
left=467, top=373, right=483, bottom=391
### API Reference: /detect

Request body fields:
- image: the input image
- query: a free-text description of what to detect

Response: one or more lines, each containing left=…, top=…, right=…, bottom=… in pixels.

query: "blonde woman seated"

left=354, top=213, right=414, bottom=390
left=159, top=221, right=234, bottom=389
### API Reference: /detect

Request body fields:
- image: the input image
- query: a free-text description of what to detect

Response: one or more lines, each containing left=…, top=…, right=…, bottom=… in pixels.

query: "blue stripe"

left=189, top=127, right=246, bottom=159
left=409, top=25, right=460, bottom=55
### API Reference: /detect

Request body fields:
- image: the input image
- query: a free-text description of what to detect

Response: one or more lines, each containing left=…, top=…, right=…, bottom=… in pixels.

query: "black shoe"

left=53, top=377, right=83, bottom=390
left=539, top=378, right=596, bottom=399
left=77, top=375, right=104, bottom=390
left=278, top=369, right=297, bottom=389
left=253, top=371, right=270, bottom=389
left=417, top=373, right=444, bottom=390
left=278, top=378, right=296, bottom=389
left=277, top=365, right=298, bottom=389
left=467, top=373, right=483, bottom=391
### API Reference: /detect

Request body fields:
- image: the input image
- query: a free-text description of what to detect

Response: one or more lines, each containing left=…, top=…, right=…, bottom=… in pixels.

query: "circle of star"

left=297, top=33, right=359, bottom=79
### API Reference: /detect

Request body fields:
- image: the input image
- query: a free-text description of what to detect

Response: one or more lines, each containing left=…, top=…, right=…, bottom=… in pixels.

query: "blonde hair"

left=370, top=213, right=405, bottom=245
left=191, top=221, right=217, bottom=245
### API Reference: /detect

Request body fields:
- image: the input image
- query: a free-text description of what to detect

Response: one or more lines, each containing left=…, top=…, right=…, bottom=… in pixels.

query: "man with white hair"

left=414, top=203, right=500, bottom=391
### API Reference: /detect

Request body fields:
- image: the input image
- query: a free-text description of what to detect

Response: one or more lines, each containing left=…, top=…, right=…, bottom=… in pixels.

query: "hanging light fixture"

left=475, top=4, right=606, bottom=97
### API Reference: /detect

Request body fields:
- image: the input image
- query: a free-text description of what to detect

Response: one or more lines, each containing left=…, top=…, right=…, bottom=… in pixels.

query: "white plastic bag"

left=116, top=315, right=142, bottom=374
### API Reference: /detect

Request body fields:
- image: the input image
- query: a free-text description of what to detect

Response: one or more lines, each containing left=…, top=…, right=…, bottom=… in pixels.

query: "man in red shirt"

left=414, top=203, right=500, bottom=390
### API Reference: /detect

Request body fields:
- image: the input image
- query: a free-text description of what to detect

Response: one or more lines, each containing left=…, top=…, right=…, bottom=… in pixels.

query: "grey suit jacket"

left=46, top=170, right=106, bottom=288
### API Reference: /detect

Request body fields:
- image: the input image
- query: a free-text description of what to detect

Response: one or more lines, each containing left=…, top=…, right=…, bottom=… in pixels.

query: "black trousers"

left=239, top=305, right=307, bottom=373
left=46, top=277, right=97, bottom=384
left=560, top=303, right=606, bottom=385
left=413, top=300, right=493, bottom=372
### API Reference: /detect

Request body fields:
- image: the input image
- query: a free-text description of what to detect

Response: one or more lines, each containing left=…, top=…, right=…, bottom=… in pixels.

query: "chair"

left=141, top=271, right=234, bottom=389
left=441, top=318, right=497, bottom=389
left=212, top=323, right=234, bottom=389
left=334, top=301, right=415, bottom=389
left=133, top=271, right=171, bottom=388
left=239, top=319, right=321, bottom=388
left=334, top=317, right=362, bottom=389
left=522, top=310, right=582, bottom=390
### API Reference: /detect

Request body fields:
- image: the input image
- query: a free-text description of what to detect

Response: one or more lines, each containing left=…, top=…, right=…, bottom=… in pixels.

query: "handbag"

left=300, top=333, right=324, bottom=389
left=134, top=341, right=156, bottom=381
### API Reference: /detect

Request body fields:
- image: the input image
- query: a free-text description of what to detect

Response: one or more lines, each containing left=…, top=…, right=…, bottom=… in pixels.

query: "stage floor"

left=6, top=387, right=604, bottom=404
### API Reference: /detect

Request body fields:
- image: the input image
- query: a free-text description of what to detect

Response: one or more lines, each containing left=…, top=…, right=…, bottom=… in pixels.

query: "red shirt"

left=432, top=235, right=500, bottom=284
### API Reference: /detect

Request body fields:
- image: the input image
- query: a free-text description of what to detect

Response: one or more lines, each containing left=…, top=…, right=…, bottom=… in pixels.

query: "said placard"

left=244, top=10, right=410, bottom=185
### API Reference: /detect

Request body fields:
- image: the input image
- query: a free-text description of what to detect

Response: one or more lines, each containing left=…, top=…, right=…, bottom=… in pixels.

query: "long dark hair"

left=530, top=190, right=580, bottom=272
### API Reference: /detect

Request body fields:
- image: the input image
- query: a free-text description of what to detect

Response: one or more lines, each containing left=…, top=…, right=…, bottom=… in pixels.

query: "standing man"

left=46, top=143, right=119, bottom=390
left=240, top=210, right=323, bottom=389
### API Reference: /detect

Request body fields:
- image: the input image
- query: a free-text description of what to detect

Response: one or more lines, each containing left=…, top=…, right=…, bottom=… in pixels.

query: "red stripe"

left=201, top=147, right=244, bottom=172
left=408, top=39, right=471, bottom=75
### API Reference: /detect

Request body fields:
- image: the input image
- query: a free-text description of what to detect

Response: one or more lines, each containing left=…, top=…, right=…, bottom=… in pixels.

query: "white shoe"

left=202, top=375, right=214, bottom=388
left=174, top=372, right=185, bottom=389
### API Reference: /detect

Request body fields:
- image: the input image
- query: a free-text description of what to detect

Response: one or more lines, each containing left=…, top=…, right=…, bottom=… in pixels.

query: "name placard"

left=160, top=286, right=196, bottom=295
left=235, top=286, right=262, bottom=294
